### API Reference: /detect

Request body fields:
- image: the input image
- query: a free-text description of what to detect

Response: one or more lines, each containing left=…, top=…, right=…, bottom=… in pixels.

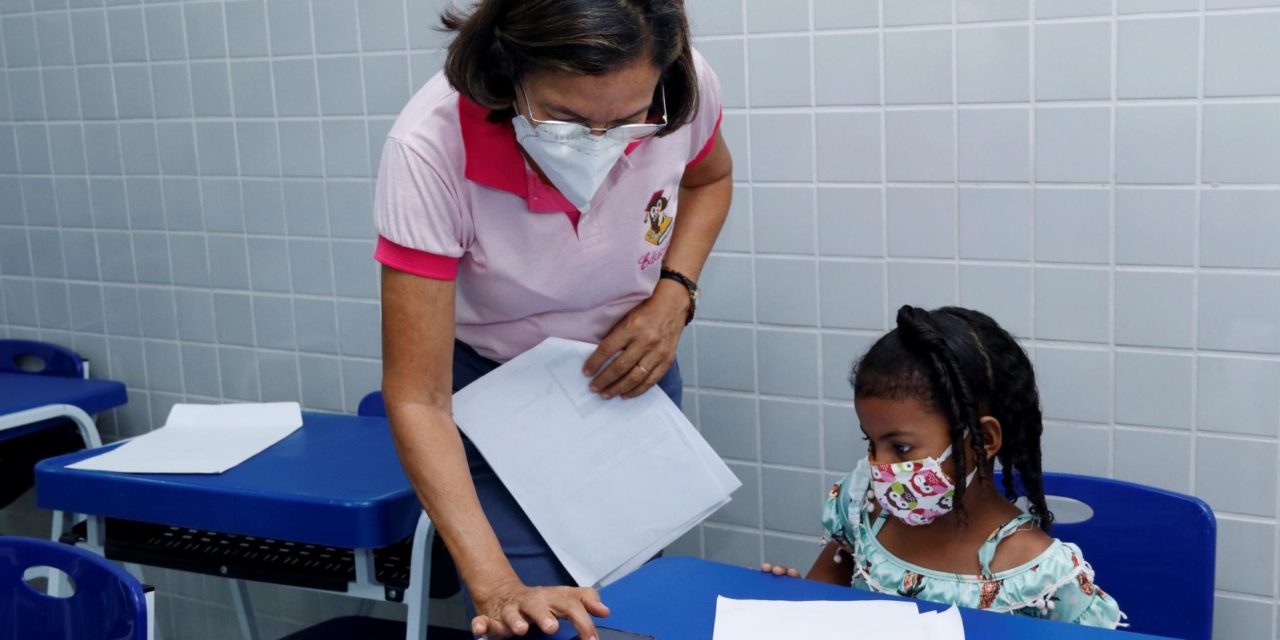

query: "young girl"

left=763, top=305, right=1124, bottom=628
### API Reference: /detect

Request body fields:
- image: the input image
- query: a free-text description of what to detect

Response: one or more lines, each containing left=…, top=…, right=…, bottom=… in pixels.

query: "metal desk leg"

left=230, top=579, right=262, bottom=640
left=405, top=512, right=435, bottom=640
left=46, top=510, right=72, bottom=597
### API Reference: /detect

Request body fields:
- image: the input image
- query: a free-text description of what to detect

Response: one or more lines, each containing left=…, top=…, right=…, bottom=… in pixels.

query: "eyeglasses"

left=517, top=83, right=668, bottom=143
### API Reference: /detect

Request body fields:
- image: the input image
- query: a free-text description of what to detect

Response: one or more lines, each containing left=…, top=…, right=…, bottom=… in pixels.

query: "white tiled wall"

left=2, top=0, right=1280, bottom=637
left=675, top=1, right=1280, bottom=638
left=0, top=0, right=458, bottom=633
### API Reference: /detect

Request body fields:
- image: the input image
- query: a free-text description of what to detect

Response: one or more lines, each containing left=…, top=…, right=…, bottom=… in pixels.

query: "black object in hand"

left=571, top=626, right=656, bottom=640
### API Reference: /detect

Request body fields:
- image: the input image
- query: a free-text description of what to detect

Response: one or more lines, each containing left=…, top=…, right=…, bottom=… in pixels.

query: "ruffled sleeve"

left=1046, top=543, right=1125, bottom=628
left=822, top=459, right=871, bottom=555
left=995, top=541, right=1124, bottom=629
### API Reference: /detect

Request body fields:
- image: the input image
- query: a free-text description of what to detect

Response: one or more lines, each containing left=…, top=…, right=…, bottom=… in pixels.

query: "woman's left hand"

left=583, top=280, right=690, bottom=399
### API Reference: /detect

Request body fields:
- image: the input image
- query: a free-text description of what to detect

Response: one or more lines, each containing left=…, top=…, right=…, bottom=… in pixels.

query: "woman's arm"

left=381, top=267, right=607, bottom=639
left=584, top=132, right=733, bottom=397
left=665, top=130, right=734, bottom=282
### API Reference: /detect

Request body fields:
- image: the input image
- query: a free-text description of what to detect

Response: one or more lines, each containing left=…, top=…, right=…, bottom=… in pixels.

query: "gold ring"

left=636, top=364, right=650, bottom=375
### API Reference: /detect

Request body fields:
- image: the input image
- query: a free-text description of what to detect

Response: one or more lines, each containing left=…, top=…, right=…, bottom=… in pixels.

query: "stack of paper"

left=68, top=402, right=304, bottom=474
left=453, top=338, right=741, bottom=588
left=712, top=597, right=964, bottom=640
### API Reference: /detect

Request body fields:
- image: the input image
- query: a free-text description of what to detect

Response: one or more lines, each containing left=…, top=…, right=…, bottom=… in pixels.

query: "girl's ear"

left=978, top=416, right=1002, bottom=459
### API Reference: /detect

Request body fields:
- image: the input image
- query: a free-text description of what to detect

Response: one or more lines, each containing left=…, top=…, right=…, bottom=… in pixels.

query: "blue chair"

left=0, top=340, right=86, bottom=378
left=997, top=471, right=1215, bottom=640
left=0, top=340, right=95, bottom=509
left=358, top=390, right=388, bottom=418
left=0, top=535, right=151, bottom=639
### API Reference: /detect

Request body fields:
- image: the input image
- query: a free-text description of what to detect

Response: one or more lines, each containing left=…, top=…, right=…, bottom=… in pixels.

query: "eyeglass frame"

left=515, top=81, right=669, bottom=142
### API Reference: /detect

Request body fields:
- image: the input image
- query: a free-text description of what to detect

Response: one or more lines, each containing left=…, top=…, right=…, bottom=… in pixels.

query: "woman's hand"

left=471, top=577, right=610, bottom=639
left=760, top=563, right=802, bottom=578
left=583, top=280, right=689, bottom=399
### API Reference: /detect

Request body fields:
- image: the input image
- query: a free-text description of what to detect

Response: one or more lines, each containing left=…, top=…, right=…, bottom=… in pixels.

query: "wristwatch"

left=659, top=268, right=698, bottom=325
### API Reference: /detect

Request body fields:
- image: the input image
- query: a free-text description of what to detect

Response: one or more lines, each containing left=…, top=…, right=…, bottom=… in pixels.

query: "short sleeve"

left=373, top=137, right=470, bottom=280
left=685, top=48, right=723, bottom=169
left=1045, top=545, right=1125, bottom=628
left=1005, top=542, right=1124, bottom=629
left=821, top=474, right=856, bottom=554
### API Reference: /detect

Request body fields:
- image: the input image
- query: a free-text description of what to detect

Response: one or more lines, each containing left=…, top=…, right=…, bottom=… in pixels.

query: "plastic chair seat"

left=0, top=535, right=149, bottom=640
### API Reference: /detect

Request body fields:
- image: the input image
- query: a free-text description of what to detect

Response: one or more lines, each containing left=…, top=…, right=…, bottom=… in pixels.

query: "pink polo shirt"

left=373, top=50, right=722, bottom=362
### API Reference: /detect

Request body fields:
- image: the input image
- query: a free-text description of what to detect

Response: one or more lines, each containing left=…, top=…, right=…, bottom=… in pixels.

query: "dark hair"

left=852, top=305, right=1054, bottom=531
left=441, top=0, right=697, bottom=134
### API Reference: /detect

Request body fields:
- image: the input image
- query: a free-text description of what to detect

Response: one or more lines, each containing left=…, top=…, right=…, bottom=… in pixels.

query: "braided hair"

left=852, top=305, right=1054, bottom=531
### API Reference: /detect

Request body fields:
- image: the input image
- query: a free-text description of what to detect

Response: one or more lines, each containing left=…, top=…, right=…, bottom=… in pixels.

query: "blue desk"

left=551, top=557, right=1175, bottom=640
left=0, top=370, right=126, bottom=444
left=35, top=413, right=435, bottom=640
left=37, top=413, right=417, bottom=548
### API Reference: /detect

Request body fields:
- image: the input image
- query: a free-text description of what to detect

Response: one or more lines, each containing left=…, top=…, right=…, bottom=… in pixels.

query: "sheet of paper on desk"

left=711, top=597, right=964, bottom=640
left=453, top=337, right=741, bottom=588
left=67, top=402, right=303, bottom=474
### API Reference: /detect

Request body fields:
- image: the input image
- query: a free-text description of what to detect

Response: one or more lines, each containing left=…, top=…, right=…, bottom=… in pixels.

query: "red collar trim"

left=459, top=96, right=529, bottom=198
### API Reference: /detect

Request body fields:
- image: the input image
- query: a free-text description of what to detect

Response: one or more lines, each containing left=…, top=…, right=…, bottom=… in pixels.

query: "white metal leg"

left=46, top=510, right=72, bottom=597
left=230, top=579, right=262, bottom=640
left=405, top=512, right=435, bottom=640
left=0, top=403, right=103, bottom=449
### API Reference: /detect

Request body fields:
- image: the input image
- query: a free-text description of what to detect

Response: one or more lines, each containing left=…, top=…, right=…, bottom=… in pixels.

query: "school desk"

left=547, top=556, right=1177, bottom=640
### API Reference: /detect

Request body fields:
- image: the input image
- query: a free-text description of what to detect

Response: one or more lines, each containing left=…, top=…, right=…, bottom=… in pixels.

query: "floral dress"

left=822, top=459, right=1125, bottom=628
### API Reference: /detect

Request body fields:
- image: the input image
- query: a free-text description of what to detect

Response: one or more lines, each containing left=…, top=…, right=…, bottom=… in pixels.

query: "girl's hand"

left=471, top=578, right=610, bottom=639
left=760, top=563, right=802, bottom=578
left=583, top=280, right=689, bottom=399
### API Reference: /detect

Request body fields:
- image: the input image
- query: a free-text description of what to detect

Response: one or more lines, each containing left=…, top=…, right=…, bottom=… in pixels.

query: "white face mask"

left=511, top=114, right=628, bottom=213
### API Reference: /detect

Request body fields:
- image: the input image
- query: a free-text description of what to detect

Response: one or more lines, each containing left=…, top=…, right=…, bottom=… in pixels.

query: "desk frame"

left=50, top=509, right=439, bottom=640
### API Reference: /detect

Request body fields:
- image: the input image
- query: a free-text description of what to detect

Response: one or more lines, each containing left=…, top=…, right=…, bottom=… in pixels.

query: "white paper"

left=919, top=606, right=966, bottom=640
left=68, top=402, right=303, bottom=474
left=711, top=597, right=965, bottom=640
left=452, top=338, right=740, bottom=588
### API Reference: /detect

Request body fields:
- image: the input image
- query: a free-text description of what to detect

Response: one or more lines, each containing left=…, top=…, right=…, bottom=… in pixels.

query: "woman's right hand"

left=471, top=577, right=611, bottom=639
left=759, top=562, right=801, bottom=578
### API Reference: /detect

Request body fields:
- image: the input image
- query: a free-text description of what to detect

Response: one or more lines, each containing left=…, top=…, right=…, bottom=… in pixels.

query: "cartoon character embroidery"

left=909, top=468, right=948, bottom=496
left=898, top=571, right=926, bottom=598
left=643, top=191, right=673, bottom=246
left=979, top=579, right=1003, bottom=609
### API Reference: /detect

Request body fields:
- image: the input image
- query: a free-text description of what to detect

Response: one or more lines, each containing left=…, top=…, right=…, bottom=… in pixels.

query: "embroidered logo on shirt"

left=644, top=190, right=673, bottom=246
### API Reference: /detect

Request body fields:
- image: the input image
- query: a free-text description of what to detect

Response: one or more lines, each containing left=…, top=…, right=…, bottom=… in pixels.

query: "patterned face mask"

left=868, top=446, right=976, bottom=526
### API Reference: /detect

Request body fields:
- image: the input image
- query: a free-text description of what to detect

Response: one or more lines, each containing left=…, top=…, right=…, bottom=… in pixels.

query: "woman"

left=374, top=0, right=732, bottom=638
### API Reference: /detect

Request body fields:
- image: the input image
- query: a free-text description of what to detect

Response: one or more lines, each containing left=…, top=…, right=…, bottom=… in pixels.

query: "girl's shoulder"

left=988, top=539, right=1126, bottom=628
left=821, top=459, right=873, bottom=551
left=845, top=507, right=1125, bottom=629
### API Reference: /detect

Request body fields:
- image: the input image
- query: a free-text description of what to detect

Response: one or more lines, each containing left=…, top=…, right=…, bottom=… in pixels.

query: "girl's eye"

left=892, top=444, right=912, bottom=455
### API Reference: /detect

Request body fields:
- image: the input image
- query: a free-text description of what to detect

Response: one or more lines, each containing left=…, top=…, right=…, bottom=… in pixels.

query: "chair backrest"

left=358, top=391, right=387, bottom=418
left=0, top=340, right=84, bottom=378
left=0, top=536, right=148, bottom=640
left=995, top=471, right=1215, bottom=640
